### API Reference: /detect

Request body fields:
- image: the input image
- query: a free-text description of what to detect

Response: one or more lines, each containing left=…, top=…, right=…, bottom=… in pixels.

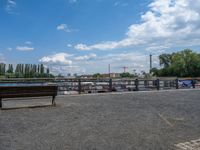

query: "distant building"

left=110, top=73, right=121, bottom=78
left=99, top=73, right=121, bottom=78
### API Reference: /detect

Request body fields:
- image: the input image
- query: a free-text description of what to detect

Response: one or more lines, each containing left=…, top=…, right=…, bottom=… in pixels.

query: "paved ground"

left=1, top=89, right=200, bottom=150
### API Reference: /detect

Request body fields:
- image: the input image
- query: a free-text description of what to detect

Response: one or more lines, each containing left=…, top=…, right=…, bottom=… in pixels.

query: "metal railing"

left=0, top=77, right=198, bottom=95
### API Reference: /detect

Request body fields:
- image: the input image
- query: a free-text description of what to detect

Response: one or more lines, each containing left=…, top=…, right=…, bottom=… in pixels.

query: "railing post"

left=109, top=78, right=112, bottom=92
left=144, top=80, right=147, bottom=87
left=175, top=78, right=179, bottom=89
left=78, top=79, right=81, bottom=94
left=192, top=79, right=195, bottom=89
left=52, top=95, right=56, bottom=106
left=156, top=79, right=160, bottom=90
left=135, top=79, right=139, bottom=91
left=0, top=98, right=2, bottom=108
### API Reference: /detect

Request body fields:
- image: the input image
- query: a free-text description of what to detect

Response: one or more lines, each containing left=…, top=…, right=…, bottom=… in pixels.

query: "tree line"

left=0, top=63, right=54, bottom=78
left=151, top=49, right=200, bottom=77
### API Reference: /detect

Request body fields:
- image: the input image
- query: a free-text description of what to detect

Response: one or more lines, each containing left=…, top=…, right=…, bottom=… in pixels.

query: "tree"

left=93, top=73, right=102, bottom=78
left=40, top=64, right=44, bottom=74
left=151, top=49, right=200, bottom=77
left=159, top=54, right=172, bottom=67
left=0, top=63, right=6, bottom=75
left=1, top=63, right=54, bottom=78
left=47, top=68, right=50, bottom=74
left=120, top=72, right=134, bottom=78
left=7, top=64, right=14, bottom=73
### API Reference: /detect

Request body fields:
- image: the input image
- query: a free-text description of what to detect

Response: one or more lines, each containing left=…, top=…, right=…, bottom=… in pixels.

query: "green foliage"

left=0, top=63, right=6, bottom=75
left=120, top=72, right=134, bottom=78
left=7, top=64, right=13, bottom=73
left=151, top=49, right=200, bottom=77
left=159, top=54, right=172, bottom=67
left=93, top=73, right=103, bottom=78
left=141, top=71, right=152, bottom=78
left=5, top=72, right=15, bottom=78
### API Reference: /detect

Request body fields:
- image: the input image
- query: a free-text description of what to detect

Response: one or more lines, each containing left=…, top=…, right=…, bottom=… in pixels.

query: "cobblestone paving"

left=1, top=89, right=200, bottom=150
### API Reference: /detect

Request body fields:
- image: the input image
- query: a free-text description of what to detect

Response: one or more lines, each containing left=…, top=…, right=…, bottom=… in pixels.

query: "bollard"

left=156, top=79, right=160, bottom=90
left=175, top=78, right=179, bottom=89
left=78, top=79, right=81, bottom=94
left=135, top=79, right=139, bottom=91
left=109, top=78, right=112, bottom=92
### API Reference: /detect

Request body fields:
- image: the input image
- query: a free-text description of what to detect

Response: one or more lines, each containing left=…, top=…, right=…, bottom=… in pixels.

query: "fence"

left=0, top=77, right=198, bottom=95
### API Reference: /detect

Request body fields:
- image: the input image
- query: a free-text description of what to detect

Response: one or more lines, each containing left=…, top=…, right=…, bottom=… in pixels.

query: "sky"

left=0, top=0, right=200, bottom=75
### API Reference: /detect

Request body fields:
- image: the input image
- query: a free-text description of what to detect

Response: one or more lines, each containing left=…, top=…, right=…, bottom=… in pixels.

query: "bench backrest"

left=0, top=85, right=58, bottom=98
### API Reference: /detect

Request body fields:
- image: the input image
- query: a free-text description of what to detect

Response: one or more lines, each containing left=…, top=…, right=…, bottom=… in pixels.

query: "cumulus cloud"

left=75, top=0, right=200, bottom=51
left=146, top=45, right=169, bottom=53
left=39, top=52, right=84, bottom=75
left=74, top=38, right=138, bottom=50
left=74, top=53, right=97, bottom=61
left=39, top=53, right=73, bottom=65
left=39, top=50, right=160, bottom=75
left=49, top=65, right=80, bottom=75
left=16, top=46, right=34, bottom=51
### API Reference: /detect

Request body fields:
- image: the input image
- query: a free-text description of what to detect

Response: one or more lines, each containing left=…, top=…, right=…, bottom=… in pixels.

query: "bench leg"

left=0, top=98, right=2, bottom=109
left=52, top=96, right=56, bottom=106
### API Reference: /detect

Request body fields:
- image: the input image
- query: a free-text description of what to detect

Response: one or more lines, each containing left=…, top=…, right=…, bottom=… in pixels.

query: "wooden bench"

left=0, top=85, right=58, bottom=109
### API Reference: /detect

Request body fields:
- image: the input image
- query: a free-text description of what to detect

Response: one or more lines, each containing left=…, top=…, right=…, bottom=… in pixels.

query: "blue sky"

left=0, top=0, right=200, bottom=75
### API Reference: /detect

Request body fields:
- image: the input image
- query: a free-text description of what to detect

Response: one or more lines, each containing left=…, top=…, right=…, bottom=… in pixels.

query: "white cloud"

left=39, top=53, right=72, bottom=65
left=5, top=0, right=17, bottom=14
left=75, top=0, right=200, bottom=51
left=146, top=45, right=169, bottom=53
left=39, top=53, right=97, bottom=74
left=74, top=38, right=137, bottom=50
left=39, top=52, right=82, bottom=75
left=16, top=46, right=34, bottom=51
left=67, top=44, right=72, bottom=47
left=49, top=65, right=80, bottom=75
left=57, top=24, right=67, bottom=30
left=74, top=53, right=97, bottom=61
left=39, top=51, right=159, bottom=75
left=57, top=24, right=78, bottom=33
